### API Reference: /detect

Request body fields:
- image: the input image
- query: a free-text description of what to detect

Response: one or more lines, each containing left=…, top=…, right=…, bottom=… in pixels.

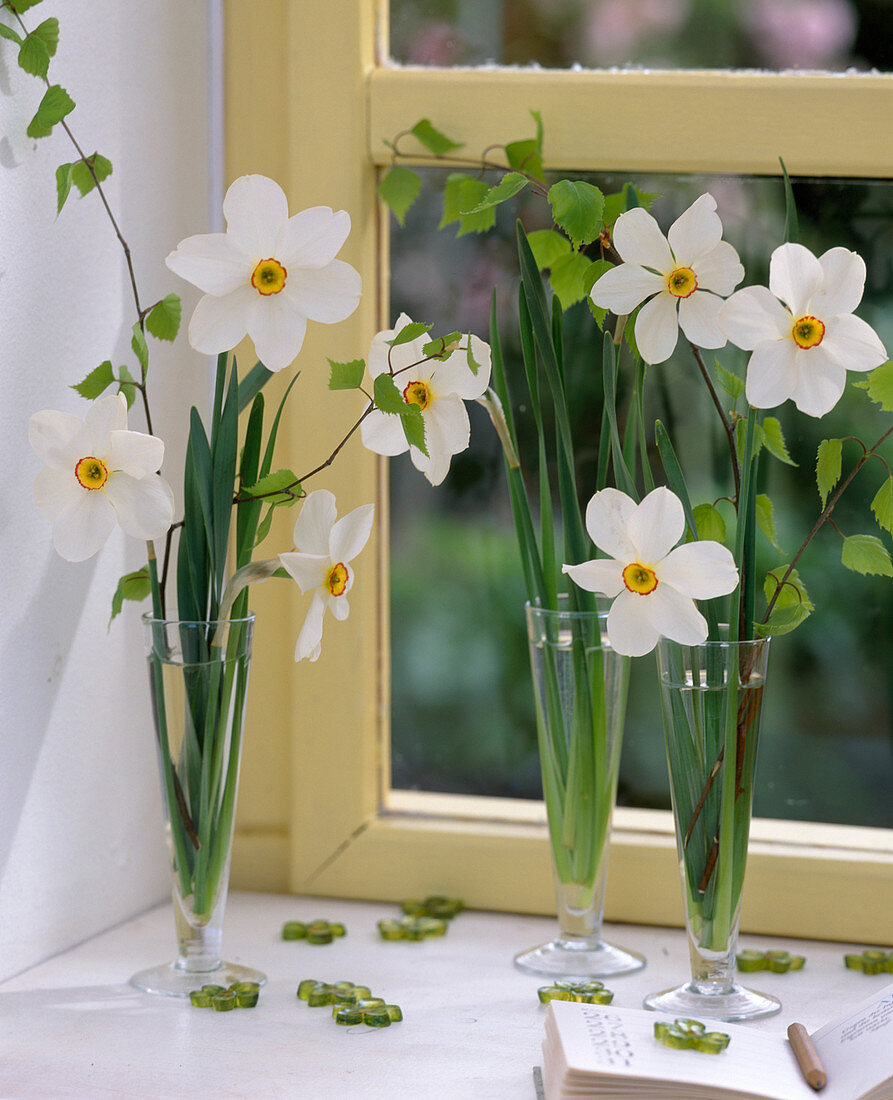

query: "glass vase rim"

left=141, top=611, right=256, bottom=628
left=657, top=627, right=770, bottom=652
left=525, top=594, right=607, bottom=620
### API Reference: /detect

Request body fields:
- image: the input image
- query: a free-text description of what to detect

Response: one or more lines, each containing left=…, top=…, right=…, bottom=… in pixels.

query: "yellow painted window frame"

left=226, top=0, right=893, bottom=943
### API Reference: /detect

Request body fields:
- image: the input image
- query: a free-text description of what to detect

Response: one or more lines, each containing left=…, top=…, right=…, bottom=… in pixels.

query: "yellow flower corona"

left=667, top=266, right=698, bottom=299
left=402, top=380, right=431, bottom=410
left=326, top=561, right=349, bottom=597
left=791, top=314, right=825, bottom=350
left=250, top=257, right=287, bottom=296
left=622, top=561, right=659, bottom=595
left=74, top=455, right=109, bottom=490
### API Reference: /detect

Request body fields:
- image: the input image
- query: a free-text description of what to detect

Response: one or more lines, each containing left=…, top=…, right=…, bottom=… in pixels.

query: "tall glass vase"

left=514, top=596, right=645, bottom=979
left=644, top=632, right=779, bottom=1021
left=131, top=614, right=266, bottom=997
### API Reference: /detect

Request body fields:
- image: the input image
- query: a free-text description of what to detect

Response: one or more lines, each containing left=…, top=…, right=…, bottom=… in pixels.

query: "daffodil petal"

left=769, top=242, right=823, bottom=316
left=223, top=174, right=289, bottom=257
left=52, top=491, right=117, bottom=562
left=366, top=313, right=427, bottom=381
left=590, top=263, right=664, bottom=313
left=744, top=339, right=799, bottom=409
left=278, top=551, right=329, bottom=593
left=295, top=589, right=327, bottom=662
left=562, top=558, right=625, bottom=598
left=628, top=486, right=685, bottom=562
left=360, top=409, right=410, bottom=456
left=410, top=445, right=452, bottom=486
left=612, top=207, right=674, bottom=271
left=107, top=429, right=164, bottom=478
left=718, top=286, right=791, bottom=350
left=659, top=541, right=738, bottom=599
left=667, top=193, right=722, bottom=265
left=606, top=590, right=662, bottom=657
left=29, top=408, right=83, bottom=467
left=430, top=337, right=492, bottom=399
left=584, top=487, right=638, bottom=561
left=164, top=232, right=252, bottom=296
left=823, top=313, right=887, bottom=372
left=330, top=503, right=374, bottom=564
left=104, top=472, right=174, bottom=540
left=328, top=589, right=351, bottom=622
left=813, top=247, right=866, bottom=317
left=788, top=347, right=847, bottom=417
left=647, top=583, right=709, bottom=646
left=33, top=465, right=81, bottom=521
left=635, top=291, right=679, bottom=364
left=277, top=206, right=351, bottom=269
left=187, top=286, right=253, bottom=355
left=244, top=290, right=309, bottom=372
left=425, top=393, right=470, bottom=457
left=85, top=393, right=127, bottom=443
left=292, top=489, right=337, bottom=555
left=678, top=291, right=726, bottom=349
left=694, top=240, right=745, bottom=297
left=283, top=259, right=361, bottom=324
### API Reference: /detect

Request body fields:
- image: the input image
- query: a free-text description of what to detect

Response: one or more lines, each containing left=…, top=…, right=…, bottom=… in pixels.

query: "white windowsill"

left=0, top=892, right=880, bottom=1098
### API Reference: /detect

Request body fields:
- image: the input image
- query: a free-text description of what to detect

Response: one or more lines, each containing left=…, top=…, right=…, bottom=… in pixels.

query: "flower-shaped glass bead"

left=654, top=1018, right=731, bottom=1054
left=282, top=919, right=346, bottom=943
left=378, top=915, right=448, bottom=941
left=400, top=895, right=465, bottom=920
left=537, top=980, right=614, bottom=1005
left=737, top=949, right=805, bottom=973
left=844, top=949, right=893, bottom=975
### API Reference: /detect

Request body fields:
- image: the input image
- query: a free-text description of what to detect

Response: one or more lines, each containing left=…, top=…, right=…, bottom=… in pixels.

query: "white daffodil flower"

left=29, top=393, right=174, bottom=562
left=165, top=174, right=361, bottom=372
left=590, top=193, right=744, bottom=364
left=718, top=241, right=887, bottom=417
left=360, top=313, right=492, bottom=486
left=279, top=489, right=374, bottom=662
left=562, top=486, right=738, bottom=658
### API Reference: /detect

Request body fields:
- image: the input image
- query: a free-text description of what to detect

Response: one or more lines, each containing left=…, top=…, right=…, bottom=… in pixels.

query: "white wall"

left=0, top=2, right=218, bottom=980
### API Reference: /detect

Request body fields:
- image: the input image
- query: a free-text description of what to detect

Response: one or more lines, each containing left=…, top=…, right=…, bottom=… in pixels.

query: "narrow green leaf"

left=779, top=157, right=799, bottom=246
left=109, top=565, right=151, bottom=625
left=328, top=358, right=366, bottom=390
left=762, top=416, right=796, bottom=466
left=713, top=357, right=745, bottom=401
left=841, top=533, right=893, bottom=577
left=55, top=162, right=73, bottom=215
left=238, top=360, right=275, bottom=413
left=71, top=360, right=114, bottom=400
left=145, top=293, right=181, bottom=342
left=410, top=118, right=462, bottom=156
left=526, top=228, right=571, bottom=271
left=693, top=502, right=726, bottom=543
left=859, top=360, right=893, bottom=411
left=235, top=393, right=264, bottom=584
left=377, top=165, right=421, bottom=226
left=870, top=476, right=893, bottom=535
left=655, top=421, right=697, bottom=537
left=131, top=322, right=149, bottom=373
left=26, top=83, right=74, bottom=138
left=816, top=438, right=843, bottom=508
left=548, top=251, right=592, bottom=310
left=387, top=320, right=431, bottom=347
left=603, top=334, right=637, bottom=500
left=463, top=171, right=529, bottom=214
left=755, top=493, right=784, bottom=552
left=373, top=372, right=408, bottom=415
left=71, top=153, right=113, bottom=197
left=0, top=23, right=23, bottom=45
left=547, top=180, right=605, bottom=249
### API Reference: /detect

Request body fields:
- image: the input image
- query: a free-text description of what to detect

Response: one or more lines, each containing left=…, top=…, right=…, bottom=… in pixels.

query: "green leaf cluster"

left=108, top=565, right=151, bottom=624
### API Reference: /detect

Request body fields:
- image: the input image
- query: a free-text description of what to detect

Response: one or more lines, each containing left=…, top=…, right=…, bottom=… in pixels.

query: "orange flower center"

left=402, top=380, right=431, bottom=410
left=326, top=562, right=349, bottom=597
left=250, top=257, right=287, bottom=296
left=74, top=455, right=109, bottom=490
left=791, top=314, right=825, bottom=350
left=667, top=266, right=698, bottom=299
left=622, top=562, right=658, bottom=595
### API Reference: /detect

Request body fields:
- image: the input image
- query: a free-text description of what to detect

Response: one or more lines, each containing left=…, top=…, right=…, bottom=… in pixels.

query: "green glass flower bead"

left=335, top=1006, right=365, bottom=1025
left=307, top=985, right=335, bottom=1007
left=385, top=1004, right=403, bottom=1022
left=306, top=920, right=334, bottom=945
left=378, top=915, right=448, bottom=941
left=845, top=949, right=893, bottom=974
left=231, top=982, right=260, bottom=1008
left=654, top=1019, right=730, bottom=1054
left=189, top=990, right=213, bottom=1007
left=736, top=949, right=805, bottom=973
left=377, top=919, right=404, bottom=941
left=400, top=895, right=464, bottom=920
left=211, top=991, right=237, bottom=1012
left=356, top=997, right=386, bottom=1009
left=363, top=1006, right=392, bottom=1027
left=538, top=980, right=613, bottom=1005
left=282, top=920, right=307, bottom=940
left=297, top=979, right=322, bottom=1000
left=329, top=922, right=346, bottom=938
left=201, top=984, right=226, bottom=995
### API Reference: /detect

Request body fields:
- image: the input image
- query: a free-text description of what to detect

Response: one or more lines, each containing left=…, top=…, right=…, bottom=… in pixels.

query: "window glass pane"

left=389, top=0, right=891, bottom=72
left=388, top=167, right=893, bottom=828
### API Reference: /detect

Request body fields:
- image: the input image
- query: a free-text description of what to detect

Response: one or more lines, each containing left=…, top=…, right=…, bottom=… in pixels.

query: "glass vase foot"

left=514, top=935, right=645, bottom=979
left=130, top=960, right=267, bottom=998
left=643, top=979, right=780, bottom=1022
